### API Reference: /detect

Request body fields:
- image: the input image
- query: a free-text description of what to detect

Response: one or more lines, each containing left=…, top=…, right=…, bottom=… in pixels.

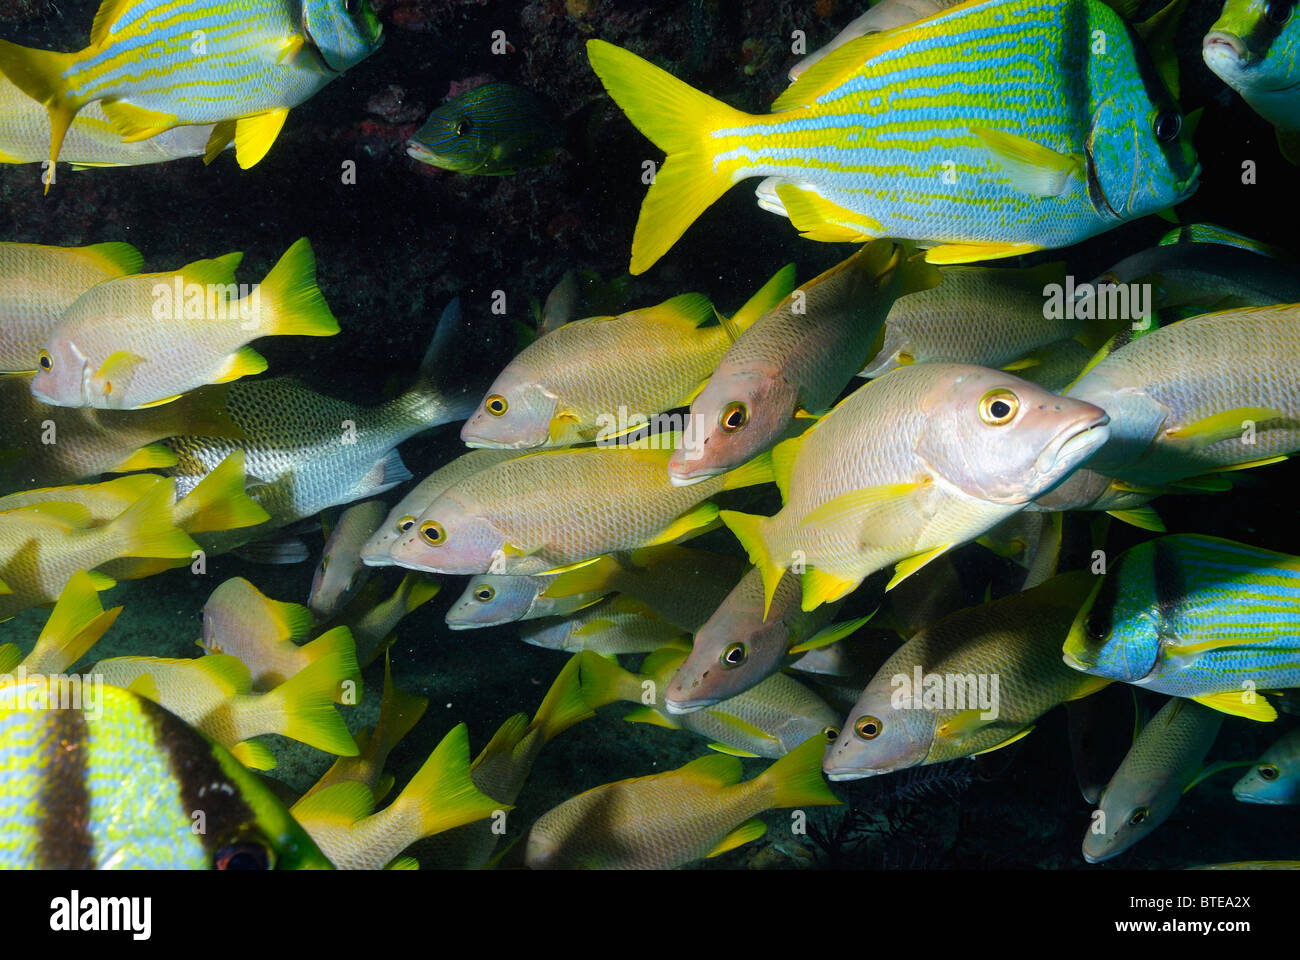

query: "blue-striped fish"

left=406, top=82, right=563, bottom=175
left=585, top=0, right=1198, bottom=273
left=1063, top=534, right=1300, bottom=721
left=0, top=0, right=383, bottom=184
left=0, top=676, right=330, bottom=868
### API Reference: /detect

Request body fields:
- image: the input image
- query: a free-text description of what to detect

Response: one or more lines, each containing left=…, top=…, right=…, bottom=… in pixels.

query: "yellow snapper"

left=460, top=267, right=793, bottom=450
left=0, top=569, right=122, bottom=676
left=822, top=572, right=1111, bottom=780
left=0, top=74, right=216, bottom=168
left=309, top=500, right=386, bottom=618
left=0, top=240, right=141, bottom=373
left=91, top=650, right=360, bottom=768
left=31, top=239, right=338, bottom=410
left=579, top=647, right=842, bottom=759
left=0, top=0, right=383, bottom=182
left=0, top=480, right=196, bottom=620
left=387, top=435, right=773, bottom=575
left=1083, top=697, right=1223, bottom=863
left=525, top=735, right=839, bottom=869
left=721, top=364, right=1110, bottom=616
left=289, top=722, right=503, bottom=870
left=521, top=595, right=690, bottom=656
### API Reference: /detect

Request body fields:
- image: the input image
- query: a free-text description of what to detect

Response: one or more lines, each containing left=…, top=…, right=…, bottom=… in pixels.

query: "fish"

left=720, top=363, right=1110, bottom=616
left=822, top=572, right=1111, bottom=780
left=461, top=267, right=792, bottom=450
left=1004, top=338, right=1098, bottom=394
left=0, top=74, right=218, bottom=168
left=1063, top=534, right=1300, bottom=721
left=406, top=81, right=564, bottom=175
left=309, top=500, right=386, bottom=617
left=199, top=577, right=356, bottom=691
left=0, top=240, right=142, bottom=373
left=0, top=675, right=331, bottom=868
left=387, top=434, right=773, bottom=576
left=524, top=734, right=839, bottom=869
left=91, top=650, right=361, bottom=768
left=1233, top=727, right=1300, bottom=804
left=0, top=569, right=122, bottom=676
left=1082, top=697, right=1222, bottom=863
left=0, top=481, right=197, bottom=621
left=585, top=0, right=1198, bottom=274
left=1204, top=0, right=1300, bottom=162
left=445, top=572, right=607, bottom=630
left=1066, top=682, right=1139, bottom=804
left=787, top=0, right=966, bottom=79
left=668, top=241, right=932, bottom=485
left=335, top=571, right=441, bottom=666
left=1063, top=304, right=1300, bottom=486
left=288, top=722, right=503, bottom=870
left=579, top=647, right=842, bottom=758
left=360, top=448, right=522, bottom=565
left=538, top=269, right=580, bottom=337
left=0, top=0, right=383, bottom=181
left=31, top=239, right=339, bottom=410
left=521, top=595, right=690, bottom=656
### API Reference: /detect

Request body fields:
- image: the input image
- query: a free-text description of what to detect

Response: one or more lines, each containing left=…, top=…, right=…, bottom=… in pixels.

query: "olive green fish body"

left=406, top=82, right=562, bottom=175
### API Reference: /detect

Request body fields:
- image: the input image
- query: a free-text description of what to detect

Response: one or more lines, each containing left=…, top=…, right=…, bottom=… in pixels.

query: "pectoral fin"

left=971, top=126, right=1085, bottom=197
left=1165, top=407, right=1296, bottom=448
left=705, top=818, right=767, bottom=858
left=100, top=99, right=179, bottom=142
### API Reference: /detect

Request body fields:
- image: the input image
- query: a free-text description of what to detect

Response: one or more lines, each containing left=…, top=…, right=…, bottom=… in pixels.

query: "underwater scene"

left=0, top=0, right=1299, bottom=881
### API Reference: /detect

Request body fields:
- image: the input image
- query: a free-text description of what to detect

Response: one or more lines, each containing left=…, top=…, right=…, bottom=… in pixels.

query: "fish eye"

left=1127, top=806, right=1149, bottom=827
left=977, top=389, right=1019, bottom=426
left=1260, top=764, right=1281, bottom=781
left=397, top=515, right=416, bottom=533
left=1084, top=613, right=1110, bottom=642
left=38, top=350, right=52, bottom=372
left=719, top=401, right=748, bottom=433
left=1153, top=111, right=1181, bottom=143
left=720, top=642, right=747, bottom=667
left=1266, top=0, right=1294, bottom=25
left=456, top=118, right=473, bottom=137
left=822, top=725, right=840, bottom=742
left=419, top=520, right=447, bottom=546
left=213, top=840, right=271, bottom=870
left=485, top=394, right=508, bottom=416
left=474, top=584, right=495, bottom=602
left=854, top=715, right=882, bottom=740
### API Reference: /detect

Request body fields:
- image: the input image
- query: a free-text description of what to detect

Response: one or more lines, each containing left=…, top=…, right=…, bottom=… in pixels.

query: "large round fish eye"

left=474, top=584, right=495, bottom=602
left=420, top=520, right=447, bottom=546
left=38, top=350, right=52, bottom=371
left=1259, top=763, right=1281, bottom=781
left=854, top=715, right=882, bottom=740
left=397, top=515, right=416, bottom=533
left=456, top=118, right=473, bottom=137
left=719, top=401, right=748, bottom=433
left=1084, top=612, right=1110, bottom=642
left=822, top=725, right=840, bottom=742
left=213, top=840, right=271, bottom=870
left=977, top=389, right=1019, bottom=426
left=1153, top=111, right=1181, bottom=143
left=1266, top=0, right=1294, bottom=25
left=485, top=394, right=508, bottom=416
left=720, top=642, right=747, bottom=667
left=1127, top=806, right=1149, bottom=827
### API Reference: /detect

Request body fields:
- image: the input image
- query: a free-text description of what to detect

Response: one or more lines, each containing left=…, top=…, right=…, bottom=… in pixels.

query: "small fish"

left=91, top=651, right=361, bottom=768
left=0, top=0, right=383, bottom=181
left=586, top=0, right=1197, bottom=273
left=579, top=647, right=842, bottom=758
left=1204, top=0, right=1300, bottom=162
left=1083, top=697, right=1222, bottom=864
left=720, top=364, right=1109, bottom=615
left=361, top=448, right=522, bottom=566
left=1063, top=534, right=1300, bottom=721
left=525, top=735, right=839, bottom=869
left=521, top=595, right=689, bottom=656
left=669, top=242, right=930, bottom=485
left=309, top=501, right=386, bottom=617
left=445, top=572, right=606, bottom=630
left=406, top=82, right=563, bottom=175
left=0, top=240, right=141, bottom=373
left=787, top=0, right=966, bottom=79
left=1233, top=728, right=1300, bottom=804
left=0, top=676, right=331, bottom=868
left=461, top=268, right=792, bottom=450
left=288, top=722, right=502, bottom=870
left=823, top=572, right=1110, bottom=780
left=334, top=571, right=441, bottom=666
left=387, top=435, right=773, bottom=576
left=31, top=239, right=339, bottom=410
left=0, top=75, right=218, bottom=168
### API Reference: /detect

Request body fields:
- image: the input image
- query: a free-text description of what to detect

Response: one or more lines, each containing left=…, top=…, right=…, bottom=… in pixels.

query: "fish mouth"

left=405, top=142, right=442, bottom=164
left=664, top=696, right=712, bottom=715
left=1203, top=30, right=1247, bottom=66
left=823, top=767, right=876, bottom=782
left=462, top=435, right=537, bottom=451
left=667, top=467, right=719, bottom=488
left=1032, top=415, right=1110, bottom=485
left=1232, top=790, right=1287, bottom=805
left=1062, top=649, right=1092, bottom=672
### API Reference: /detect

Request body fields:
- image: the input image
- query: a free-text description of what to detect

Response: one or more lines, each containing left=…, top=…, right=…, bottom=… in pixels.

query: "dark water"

left=1, top=0, right=1297, bottom=872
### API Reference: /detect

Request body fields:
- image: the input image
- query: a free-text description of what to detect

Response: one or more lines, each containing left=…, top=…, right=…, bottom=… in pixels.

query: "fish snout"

left=1203, top=30, right=1248, bottom=67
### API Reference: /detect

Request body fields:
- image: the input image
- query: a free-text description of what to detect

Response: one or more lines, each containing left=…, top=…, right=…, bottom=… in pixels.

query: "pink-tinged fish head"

left=460, top=367, right=558, bottom=449
left=1088, top=91, right=1199, bottom=224
left=29, top=336, right=93, bottom=408
left=386, top=492, right=510, bottom=574
left=301, top=0, right=384, bottom=73
left=823, top=680, right=934, bottom=781
left=915, top=367, right=1110, bottom=506
left=668, top=360, right=798, bottom=487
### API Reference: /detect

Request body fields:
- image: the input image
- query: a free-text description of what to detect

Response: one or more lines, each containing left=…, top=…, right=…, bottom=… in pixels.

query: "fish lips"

left=1203, top=30, right=1249, bottom=70
left=1028, top=414, right=1111, bottom=499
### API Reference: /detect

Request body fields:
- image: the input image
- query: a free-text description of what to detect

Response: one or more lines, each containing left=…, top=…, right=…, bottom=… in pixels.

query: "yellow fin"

left=539, top=555, right=604, bottom=576
left=772, top=32, right=897, bottom=110
left=571, top=617, right=616, bottom=638
left=234, top=108, right=290, bottom=169
left=204, top=120, right=236, bottom=165
left=773, top=182, right=882, bottom=242
left=1190, top=691, right=1277, bottom=722
left=94, top=351, right=146, bottom=398
left=770, top=434, right=806, bottom=503
left=213, top=346, right=267, bottom=384
left=531, top=653, right=596, bottom=742
left=263, top=653, right=358, bottom=755
left=1165, top=407, right=1296, bottom=448
left=759, top=734, right=841, bottom=807
left=85, top=570, right=116, bottom=591
left=730, top=263, right=797, bottom=333
left=390, top=722, right=505, bottom=839
left=83, top=241, right=142, bottom=276
left=100, top=99, right=178, bottom=142
left=90, top=0, right=134, bottom=45
left=923, top=241, right=1043, bottom=265
left=623, top=704, right=679, bottom=729
left=547, top=410, right=580, bottom=443
left=971, top=126, right=1084, bottom=197
left=256, top=237, right=339, bottom=338
left=385, top=856, right=419, bottom=870
left=1107, top=505, right=1165, bottom=533
left=970, top=725, right=1036, bottom=756
left=110, top=481, right=198, bottom=561
left=276, top=33, right=306, bottom=64
left=292, top=780, right=375, bottom=826
left=173, top=450, right=269, bottom=534
left=800, top=482, right=922, bottom=529
left=719, top=511, right=784, bottom=618
left=126, top=673, right=159, bottom=700
left=110, top=444, right=178, bottom=472
left=541, top=555, right=619, bottom=599
left=801, top=567, right=860, bottom=611
left=704, top=708, right=781, bottom=749
left=229, top=739, right=276, bottom=770
left=679, top=752, right=744, bottom=786
left=0, top=644, right=19, bottom=673
left=787, top=613, right=873, bottom=654
left=706, top=818, right=767, bottom=857
left=25, top=570, right=121, bottom=674
left=643, top=502, right=719, bottom=547
left=654, top=292, right=716, bottom=329
left=0, top=41, right=79, bottom=184
left=706, top=742, right=761, bottom=758
left=720, top=450, right=775, bottom=492
left=886, top=543, right=954, bottom=591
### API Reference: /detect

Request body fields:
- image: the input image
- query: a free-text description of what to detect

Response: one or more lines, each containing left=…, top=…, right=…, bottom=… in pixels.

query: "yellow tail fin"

left=172, top=451, right=269, bottom=534
left=256, top=238, right=340, bottom=338
left=24, top=570, right=122, bottom=674
left=719, top=510, right=784, bottom=618
left=575, top=650, right=640, bottom=710
left=109, top=480, right=199, bottom=560
left=531, top=654, right=597, bottom=742
left=759, top=734, right=841, bottom=808
left=730, top=264, right=798, bottom=333
left=262, top=652, right=359, bottom=756
left=0, top=39, right=80, bottom=188
left=585, top=39, right=753, bottom=275
left=393, top=722, right=505, bottom=839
